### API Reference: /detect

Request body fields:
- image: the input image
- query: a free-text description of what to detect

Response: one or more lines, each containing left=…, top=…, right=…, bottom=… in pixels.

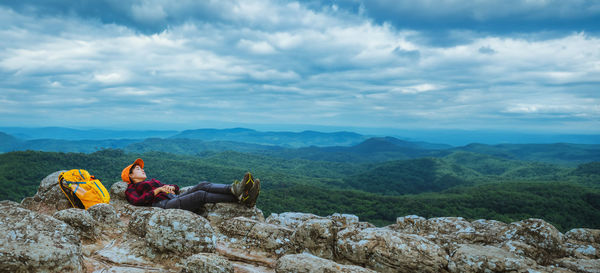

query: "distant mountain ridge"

left=172, top=128, right=368, bottom=147
left=0, top=127, right=178, bottom=140
left=1, top=127, right=599, bottom=165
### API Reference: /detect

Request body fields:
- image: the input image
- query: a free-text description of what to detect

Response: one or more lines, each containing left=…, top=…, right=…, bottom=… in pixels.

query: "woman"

left=122, top=158, right=260, bottom=210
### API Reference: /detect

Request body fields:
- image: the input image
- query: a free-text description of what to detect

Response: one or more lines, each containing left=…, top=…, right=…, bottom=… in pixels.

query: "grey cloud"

left=478, top=46, right=495, bottom=55
left=336, top=0, right=600, bottom=29
left=0, top=1, right=598, bottom=133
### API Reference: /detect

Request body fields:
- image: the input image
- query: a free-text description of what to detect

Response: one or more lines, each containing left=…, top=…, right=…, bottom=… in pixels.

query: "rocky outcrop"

left=336, top=227, right=449, bottom=273
left=449, top=244, right=537, bottom=272
left=3, top=171, right=600, bottom=273
left=276, top=253, right=376, bottom=273
left=183, top=253, right=233, bottom=273
left=20, top=170, right=71, bottom=215
left=0, top=200, right=83, bottom=272
left=146, top=209, right=216, bottom=254
left=53, top=208, right=98, bottom=240
left=499, top=218, right=566, bottom=264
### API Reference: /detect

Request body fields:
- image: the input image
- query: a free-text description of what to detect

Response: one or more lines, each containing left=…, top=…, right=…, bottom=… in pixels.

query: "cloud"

left=0, top=1, right=598, bottom=133
left=334, top=0, right=600, bottom=36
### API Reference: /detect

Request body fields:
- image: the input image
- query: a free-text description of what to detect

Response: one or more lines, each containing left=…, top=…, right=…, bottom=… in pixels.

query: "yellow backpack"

left=58, top=169, right=110, bottom=209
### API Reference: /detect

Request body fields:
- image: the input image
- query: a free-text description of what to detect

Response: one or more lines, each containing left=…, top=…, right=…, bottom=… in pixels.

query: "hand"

left=164, top=185, right=175, bottom=194
left=153, top=185, right=174, bottom=195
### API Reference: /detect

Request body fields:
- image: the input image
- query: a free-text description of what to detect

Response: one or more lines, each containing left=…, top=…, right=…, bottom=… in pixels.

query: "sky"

left=0, top=0, right=599, bottom=135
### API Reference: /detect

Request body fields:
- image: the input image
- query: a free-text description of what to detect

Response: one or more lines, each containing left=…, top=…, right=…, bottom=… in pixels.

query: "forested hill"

left=2, top=130, right=599, bottom=166
left=1, top=149, right=599, bottom=231
left=1, top=128, right=599, bottom=231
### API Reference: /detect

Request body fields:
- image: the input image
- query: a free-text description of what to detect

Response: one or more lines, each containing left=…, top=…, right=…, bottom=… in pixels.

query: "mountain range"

left=2, top=128, right=600, bottom=166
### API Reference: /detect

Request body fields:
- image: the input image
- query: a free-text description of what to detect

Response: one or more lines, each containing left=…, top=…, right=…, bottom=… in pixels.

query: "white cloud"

left=237, top=39, right=276, bottom=54
left=392, top=84, right=440, bottom=94
left=0, top=1, right=598, bottom=132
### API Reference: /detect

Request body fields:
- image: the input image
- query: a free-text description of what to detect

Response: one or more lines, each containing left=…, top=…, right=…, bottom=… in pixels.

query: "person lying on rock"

left=121, top=158, right=260, bottom=210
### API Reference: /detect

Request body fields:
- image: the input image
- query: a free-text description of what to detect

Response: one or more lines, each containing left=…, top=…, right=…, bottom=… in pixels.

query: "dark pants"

left=152, top=182, right=236, bottom=210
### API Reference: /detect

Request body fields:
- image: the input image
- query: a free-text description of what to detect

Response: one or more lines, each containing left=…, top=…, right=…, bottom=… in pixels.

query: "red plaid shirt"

left=125, top=178, right=180, bottom=206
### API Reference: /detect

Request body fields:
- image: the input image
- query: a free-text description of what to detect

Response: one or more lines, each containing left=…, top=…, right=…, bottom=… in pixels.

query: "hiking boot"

left=231, top=172, right=255, bottom=201
left=241, top=178, right=260, bottom=208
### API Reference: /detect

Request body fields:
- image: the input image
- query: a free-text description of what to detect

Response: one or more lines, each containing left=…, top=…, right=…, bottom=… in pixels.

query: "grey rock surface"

left=336, top=227, right=449, bottom=273
left=146, top=209, right=216, bottom=254
left=276, top=253, right=376, bottom=273
left=0, top=200, right=83, bottom=272
left=182, top=253, right=234, bottom=273
left=53, top=208, right=98, bottom=240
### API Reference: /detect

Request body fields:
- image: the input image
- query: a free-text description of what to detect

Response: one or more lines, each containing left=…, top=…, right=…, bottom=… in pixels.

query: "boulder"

left=470, top=218, right=508, bottom=244
left=449, top=244, right=537, bottom=272
left=88, top=203, right=122, bottom=231
left=393, top=215, right=428, bottom=234
left=276, top=253, right=376, bottom=273
left=336, top=227, right=448, bottom=273
left=53, top=208, right=98, bottom=240
left=499, top=218, right=566, bottom=264
left=565, top=229, right=600, bottom=259
left=389, top=216, right=476, bottom=252
left=20, top=170, right=71, bottom=215
left=266, top=212, right=321, bottom=229
left=128, top=206, right=162, bottom=237
left=203, top=203, right=265, bottom=228
left=565, top=242, right=599, bottom=259
left=109, top=181, right=128, bottom=200
left=500, top=240, right=538, bottom=259
left=566, top=228, right=600, bottom=244
left=292, top=218, right=336, bottom=259
left=220, top=217, right=294, bottom=256
left=328, top=213, right=359, bottom=229
left=146, top=209, right=216, bottom=255
left=182, top=253, right=234, bottom=273
left=0, top=200, right=83, bottom=272
left=556, top=258, right=600, bottom=273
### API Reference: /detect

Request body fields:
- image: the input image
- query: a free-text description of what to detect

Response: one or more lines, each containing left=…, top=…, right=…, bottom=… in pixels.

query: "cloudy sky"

left=1, top=0, right=599, bottom=134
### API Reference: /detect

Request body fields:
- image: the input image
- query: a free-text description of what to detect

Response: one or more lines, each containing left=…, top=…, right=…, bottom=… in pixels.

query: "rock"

left=449, top=244, right=537, bottom=273
left=88, top=203, right=122, bottom=234
left=276, top=253, right=376, bottom=273
left=499, top=218, right=566, bottom=264
left=470, top=219, right=508, bottom=244
left=500, top=240, right=539, bottom=259
left=220, top=217, right=294, bottom=256
left=565, top=229, right=600, bottom=259
left=128, top=206, right=162, bottom=237
left=20, top=170, right=71, bottom=215
left=53, top=208, right=98, bottom=240
left=427, top=217, right=475, bottom=235
left=566, top=228, right=600, bottom=244
left=292, top=218, right=336, bottom=260
left=556, top=257, right=600, bottom=273
left=146, top=209, right=216, bottom=255
left=0, top=200, right=83, bottom=272
left=336, top=227, right=448, bottom=273
left=95, top=241, right=154, bottom=267
left=179, top=186, right=194, bottom=195
left=109, top=181, right=128, bottom=200
left=328, top=213, right=359, bottom=229
left=565, top=241, right=599, bottom=259
left=203, top=203, right=265, bottom=228
left=393, top=215, right=428, bottom=233
left=389, top=216, right=476, bottom=252
left=182, top=253, right=234, bottom=273
left=266, top=212, right=321, bottom=229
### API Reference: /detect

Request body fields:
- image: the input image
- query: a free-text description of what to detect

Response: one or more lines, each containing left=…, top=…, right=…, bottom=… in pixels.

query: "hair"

left=129, top=164, right=139, bottom=175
